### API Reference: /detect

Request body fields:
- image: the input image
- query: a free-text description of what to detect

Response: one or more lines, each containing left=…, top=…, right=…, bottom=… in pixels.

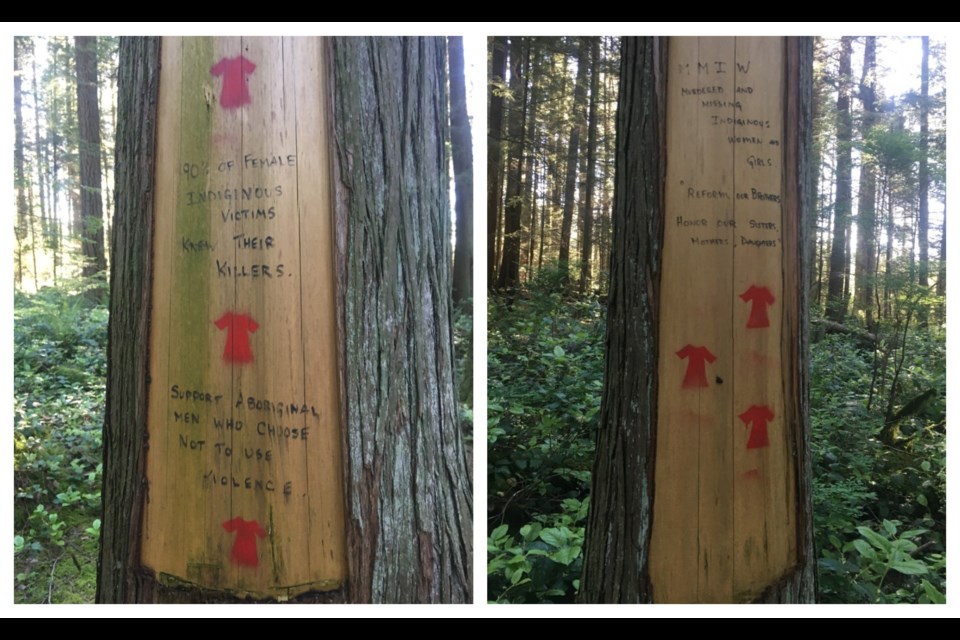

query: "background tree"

left=578, top=37, right=600, bottom=295
left=825, top=36, right=853, bottom=322
left=557, top=38, right=588, bottom=284
left=496, top=37, right=530, bottom=290
left=487, top=36, right=508, bottom=288
left=450, top=36, right=474, bottom=308
left=98, top=36, right=470, bottom=604
left=75, top=35, right=107, bottom=278
left=854, top=36, right=878, bottom=329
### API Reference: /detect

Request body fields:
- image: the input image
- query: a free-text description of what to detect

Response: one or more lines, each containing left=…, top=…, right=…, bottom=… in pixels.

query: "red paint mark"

left=222, top=517, right=267, bottom=567
left=214, top=312, right=259, bottom=364
left=739, top=404, right=774, bottom=449
left=739, top=285, right=775, bottom=328
left=210, top=56, right=256, bottom=109
left=676, top=344, right=716, bottom=389
left=742, top=469, right=760, bottom=480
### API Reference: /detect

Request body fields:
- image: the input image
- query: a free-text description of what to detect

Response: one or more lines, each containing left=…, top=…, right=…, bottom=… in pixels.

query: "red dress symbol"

left=739, top=285, right=775, bottom=329
left=210, top=55, right=256, bottom=109
left=676, top=344, right=716, bottom=389
left=222, top=517, right=267, bottom=567
left=739, top=404, right=774, bottom=449
left=214, top=312, right=259, bottom=364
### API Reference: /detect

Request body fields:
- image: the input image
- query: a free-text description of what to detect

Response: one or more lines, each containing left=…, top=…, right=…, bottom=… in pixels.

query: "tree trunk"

left=917, top=36, right=930, bottom=326
left=487, top=36, right=508, bottom=288
left=76, top=35, right=107, bottom=277
left=331, top=36, right=472, bottom=603
left=580, top=36, right=815, bottom=604
left=598, top=40, right=615, bottom=294
left=937, top=210, right=945, bottom=323
left=31, top=40, right=49, bottom=250
left=855, top=37, right=877, bottom=329
left=883, top=175, right=895, bottom=319
left=523, top=45, right=543, bottom=280
left=449, top=36, right=473, bottom=308
left=97, top=36, right=162, bottom=604
left=99, top=36, right=471, bottom=605
left=14, top=37, right=29, bottom=287
left=558, top=38, right=589, bottom=282
left=496, top=37, right=529, bottom=290
left=579, top=36, right=666, bottom=602
left=826, top=36, right=853, bottom=322
left=578, top=37, right=600, bottom=295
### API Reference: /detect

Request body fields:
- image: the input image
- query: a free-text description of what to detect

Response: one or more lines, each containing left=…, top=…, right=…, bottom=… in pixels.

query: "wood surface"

left=650, top=36, right=797, bottom=603
left=141, top=36, right=345, bottom=599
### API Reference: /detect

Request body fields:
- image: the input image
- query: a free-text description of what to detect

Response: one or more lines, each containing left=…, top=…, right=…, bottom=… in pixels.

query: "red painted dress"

left=739, top=404, right=774, bottom=449
left=222, top=517, right=267, bottom=567
left=676, top=344, right=716, bottom=389
left=214, top=312, right=259, bottom=364
left=739, top=285, right=775, bottom=329
left=210, top=55, right=256, bottom=109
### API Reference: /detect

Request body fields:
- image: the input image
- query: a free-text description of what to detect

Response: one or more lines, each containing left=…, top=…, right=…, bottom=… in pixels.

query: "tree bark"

left=97, top=36, right=162, bottom=604
left=76, top=35, right=107, bottom=277
left=825, top=36, right=853, bottom=322
left=449, top=36, right=473, bottom=308
left=99, top=36, right=471, bottom=604
left=579, top=36, right=666, bottom=603
left=331, top=35, right=472, bottom=603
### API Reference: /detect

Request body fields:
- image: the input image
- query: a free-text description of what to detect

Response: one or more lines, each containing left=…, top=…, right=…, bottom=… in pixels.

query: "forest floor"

left=14, top=282, right=106, bottom=604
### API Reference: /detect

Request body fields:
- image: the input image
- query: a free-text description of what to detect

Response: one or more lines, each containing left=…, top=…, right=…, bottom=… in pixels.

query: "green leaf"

left=539, top=528, right=568, bottom=548
left=888, top=560, right=928, bottom=576
left=549, top=545, right=582, bottom=566
left=490, top=524, right=509, bottom=542
left=857, top=526, right=892, bottom=552
left=520, top=523, right=542, bottom=542
left=882, top=519, right=897, bottom=536
left=899, top=529, right=928, bottom=540
left=921, top=579, right=946, bottom=604
left=553, top=346, right=565, bottom=358
left=917, top=493, right=929, bottom=507
left=852, top=539, right=876, bottom=559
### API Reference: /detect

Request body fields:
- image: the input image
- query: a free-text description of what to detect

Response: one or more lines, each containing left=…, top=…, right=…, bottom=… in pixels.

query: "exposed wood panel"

left=141, top=36, right=345, bottom=599
left=652, top=36, right=797, bottom=603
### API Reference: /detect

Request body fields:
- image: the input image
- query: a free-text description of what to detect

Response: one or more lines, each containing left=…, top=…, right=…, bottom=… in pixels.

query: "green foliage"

left=488, top=270, right=604, bottom=602
left=819, top=520, right=945, bottom=604
left=811, top=330, right=945, bottom=604
left=14, top=281, right=106, bottom=603
left=488, top=498, right=589, bottom=603
left=488, top=272, right=603, bottom=522
left=454, top=301, right=473, bottom=407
